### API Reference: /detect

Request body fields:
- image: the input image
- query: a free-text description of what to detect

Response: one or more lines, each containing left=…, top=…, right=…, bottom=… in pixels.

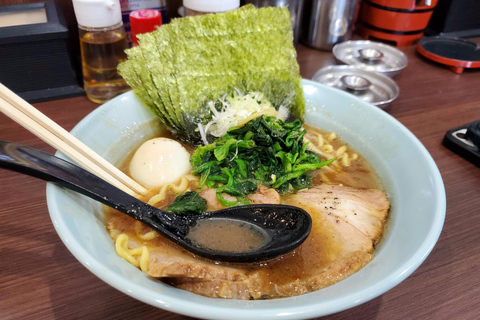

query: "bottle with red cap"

left=129, top=9, right=163, bottom=46
left=120, top=0, right=168, bottom=47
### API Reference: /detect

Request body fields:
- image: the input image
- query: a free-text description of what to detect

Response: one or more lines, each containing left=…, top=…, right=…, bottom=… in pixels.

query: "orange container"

left=358, top=0, right=438, bottom=46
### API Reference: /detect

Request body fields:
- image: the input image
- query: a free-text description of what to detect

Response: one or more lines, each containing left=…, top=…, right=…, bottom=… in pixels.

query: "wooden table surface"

left=1, top=42, right=479, bottom=320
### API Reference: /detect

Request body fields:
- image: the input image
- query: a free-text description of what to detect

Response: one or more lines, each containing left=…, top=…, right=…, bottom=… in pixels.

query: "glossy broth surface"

left=187, top=218, right=269, bottom=253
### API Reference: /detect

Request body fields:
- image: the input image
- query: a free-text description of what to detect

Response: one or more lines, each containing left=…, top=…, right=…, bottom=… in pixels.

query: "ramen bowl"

left=46, top=79, right=446, bottom=319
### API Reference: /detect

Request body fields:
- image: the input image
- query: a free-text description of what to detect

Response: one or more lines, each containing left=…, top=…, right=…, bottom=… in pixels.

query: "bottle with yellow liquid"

left=73, top=0, right=130, bottom=104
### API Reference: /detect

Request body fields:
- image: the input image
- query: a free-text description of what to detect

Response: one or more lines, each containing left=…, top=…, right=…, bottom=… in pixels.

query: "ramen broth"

left=104, top=124, right=384, bottom=297
left=187, top=218, right=270, bottom=253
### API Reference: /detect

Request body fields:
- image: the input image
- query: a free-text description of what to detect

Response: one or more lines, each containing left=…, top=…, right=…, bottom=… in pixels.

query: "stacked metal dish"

left=312, top=40, right=406, bottom=108
left=312, top=65, right=399, bottom=109
left=333, top=40, right=408, bottom=77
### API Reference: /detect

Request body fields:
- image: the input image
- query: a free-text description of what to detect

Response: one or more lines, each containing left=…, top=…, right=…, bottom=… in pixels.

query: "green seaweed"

left=118, top=5, right=304, bottom=143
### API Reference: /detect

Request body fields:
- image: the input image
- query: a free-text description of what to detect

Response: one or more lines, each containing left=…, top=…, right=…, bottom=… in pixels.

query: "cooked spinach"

left=191, top=116, right=335, bottom=206
left=166, top=191, right=207, bottom=215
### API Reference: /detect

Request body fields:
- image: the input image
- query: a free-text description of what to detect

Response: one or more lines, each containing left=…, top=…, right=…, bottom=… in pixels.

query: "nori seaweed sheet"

left=119, top=5, right=304, bottom=143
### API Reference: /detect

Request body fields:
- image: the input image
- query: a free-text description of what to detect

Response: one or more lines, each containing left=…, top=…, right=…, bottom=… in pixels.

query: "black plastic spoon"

left=0, top=140, right=311, bottom=263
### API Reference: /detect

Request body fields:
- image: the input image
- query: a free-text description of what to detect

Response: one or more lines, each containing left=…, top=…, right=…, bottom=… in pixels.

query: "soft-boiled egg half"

left=129, top=138, right=191, bottom=189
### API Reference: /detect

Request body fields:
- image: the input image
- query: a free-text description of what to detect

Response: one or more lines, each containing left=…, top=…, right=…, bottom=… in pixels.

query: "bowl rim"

left=46, top=79, right=446, bottom=319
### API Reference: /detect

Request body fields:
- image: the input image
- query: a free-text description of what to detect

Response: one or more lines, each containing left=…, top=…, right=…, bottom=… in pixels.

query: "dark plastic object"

left=466, top=121, right=480, bottom=148
left=426, top=0, right=480, bottom=38
left=0, top=0, right=83, bottom=102
left=442, top=120, right=480, bottom=168
left=417, top=36, right=480, bottom=73
left=0, top=140, right=312, bottom=263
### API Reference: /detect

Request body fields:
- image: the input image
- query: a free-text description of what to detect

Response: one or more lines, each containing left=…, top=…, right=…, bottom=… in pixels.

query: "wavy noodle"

left=147, top=175, right=199, bottom=207
left=115, top=234, right=150, bottom=272
left=135, top=220, right=157, bottom=240
left=316, top=133, right=324, bottom=146
left=341, top=154, right=351, bottom=167
left=320, top=165, right=335, bottom=173
left=306, top=141, right=334, bottom=160
left=327, top=132, right=337, bottom=141
left=138, top=246, right=150, bottom=272
left=319, top=172, right=330, bottom=183
left=322, top=144, right=334, bottom=153
left=332, top=160, right=342, bottom=171
left=305, top=131, right=359, bottom=171
left=336, top=145, right=347, bottom=157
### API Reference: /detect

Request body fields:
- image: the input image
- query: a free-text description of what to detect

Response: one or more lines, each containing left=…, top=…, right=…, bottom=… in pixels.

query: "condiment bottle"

left=72, top=0, right=130, bottom=104
left=129, top=9, right=162, bottom=46
left=120, top=0, right=169, bottom=47
left=183, top=0, right=240, bottom=16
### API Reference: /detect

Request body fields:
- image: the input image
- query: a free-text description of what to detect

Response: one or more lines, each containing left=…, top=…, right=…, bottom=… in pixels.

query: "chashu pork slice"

left=107, top=184, right=390, bottom=299
left=286, top=184, right=390, bottom=253
left=107, top=215, right=249, bottom=282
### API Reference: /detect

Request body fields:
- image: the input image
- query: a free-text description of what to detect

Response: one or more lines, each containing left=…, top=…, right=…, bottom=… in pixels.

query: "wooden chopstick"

left=0, top=83, right=148, bottom=197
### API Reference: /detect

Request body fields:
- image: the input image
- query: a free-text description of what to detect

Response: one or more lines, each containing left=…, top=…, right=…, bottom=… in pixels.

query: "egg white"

left=129, top=138, right=191, bottom=188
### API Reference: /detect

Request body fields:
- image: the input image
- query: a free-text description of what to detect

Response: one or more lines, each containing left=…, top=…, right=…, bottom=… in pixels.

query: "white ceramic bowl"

left=46, top=80, right=446, bottom=319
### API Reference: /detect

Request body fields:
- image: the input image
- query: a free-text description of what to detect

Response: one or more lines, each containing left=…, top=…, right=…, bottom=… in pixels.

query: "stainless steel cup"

left=302, top=0, right=359, bottom=51
left=243, top=0, right=304, bottom=44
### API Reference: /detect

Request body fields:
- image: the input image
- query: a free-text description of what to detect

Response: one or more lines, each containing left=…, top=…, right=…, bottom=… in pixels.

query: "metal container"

left=311, top=65, right=399, bottom=108
left=243, top=0, right=304, bottom=44
left=301, top=0, right=359, bottom=51
left=333, top=40, right=408, bottom=77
